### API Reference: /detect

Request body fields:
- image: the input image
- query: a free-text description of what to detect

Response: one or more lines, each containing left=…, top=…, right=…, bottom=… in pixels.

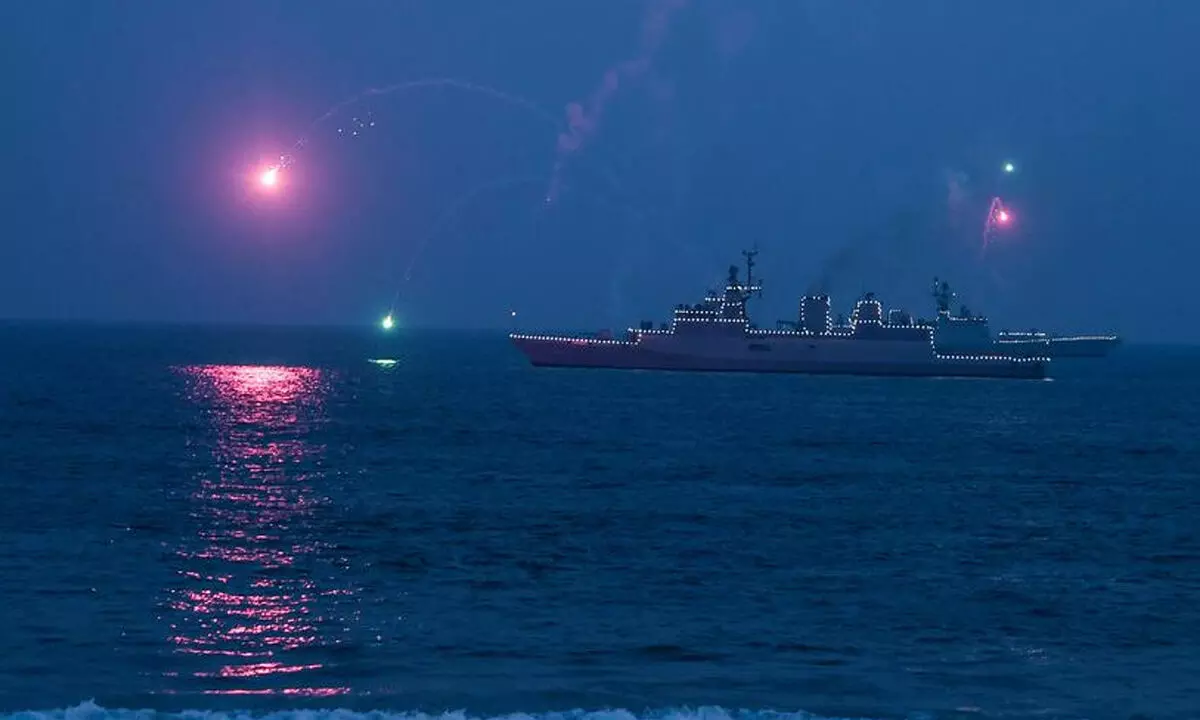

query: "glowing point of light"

left=260, top=168, right=279, bottom=187
left=380, top=314, right=394, bottom=331
left=996, top=209, right=1011, bottom=224
left=1003, top=162, right=1015, bottom=174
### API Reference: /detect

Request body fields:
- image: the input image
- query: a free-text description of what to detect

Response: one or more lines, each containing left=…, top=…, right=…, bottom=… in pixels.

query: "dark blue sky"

left=2, top=1, right=1197, bottom=341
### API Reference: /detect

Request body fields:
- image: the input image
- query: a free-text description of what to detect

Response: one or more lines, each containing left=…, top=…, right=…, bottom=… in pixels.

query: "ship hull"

left=511, top=335, right=1046, bottom=379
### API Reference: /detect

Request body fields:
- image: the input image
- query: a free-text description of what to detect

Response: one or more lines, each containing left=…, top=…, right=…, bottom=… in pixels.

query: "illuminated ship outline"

left=992, top=329, right=1122, bottom=358
left=509, top=249, right=1050, bottom=380
left=927, top=279, right=1122, bottom=358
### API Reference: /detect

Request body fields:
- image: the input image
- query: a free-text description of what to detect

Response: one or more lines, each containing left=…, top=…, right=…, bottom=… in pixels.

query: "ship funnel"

left=851, top=293, right=884, bottom=327
left=800, top=294, right=831, bottom=334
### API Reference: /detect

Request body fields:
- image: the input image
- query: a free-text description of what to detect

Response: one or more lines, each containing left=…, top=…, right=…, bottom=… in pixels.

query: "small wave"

left=2, top=701, right=877, bottom=720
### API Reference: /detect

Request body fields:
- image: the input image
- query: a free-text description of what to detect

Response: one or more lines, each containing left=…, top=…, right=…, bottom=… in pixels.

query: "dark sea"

left=1, top=323, right=1197, bottom=720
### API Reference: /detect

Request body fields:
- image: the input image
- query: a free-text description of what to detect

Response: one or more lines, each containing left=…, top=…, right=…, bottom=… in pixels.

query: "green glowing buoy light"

left=381, top=314, right=395, bottom=331
left=1003, top=161, right=1016, bottom=173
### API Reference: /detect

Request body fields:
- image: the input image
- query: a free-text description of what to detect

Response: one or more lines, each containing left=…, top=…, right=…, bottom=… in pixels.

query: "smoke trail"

left=389, top=175, right=549, bottom=311
left=810, top=209, right=928, bottom=299
left=810, top=243, right=861, bottom=296
left=544, top=0, right=691, bottom=205
left=946, top=168, right=969, bottom=212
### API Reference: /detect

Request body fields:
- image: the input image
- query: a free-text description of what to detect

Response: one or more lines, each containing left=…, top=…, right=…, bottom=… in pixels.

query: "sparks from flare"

left=982, top=196, right=1015, bottom=252
left=260, top=76, right=627, bottom=198
left=248, top=78, right=561, bottom=199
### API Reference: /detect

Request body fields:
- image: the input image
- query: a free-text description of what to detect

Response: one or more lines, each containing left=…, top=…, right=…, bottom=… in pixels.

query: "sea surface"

left=1, top=323, right=1197, bottom=720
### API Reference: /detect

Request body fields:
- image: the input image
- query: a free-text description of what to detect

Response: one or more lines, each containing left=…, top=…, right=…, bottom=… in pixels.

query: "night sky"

left=2, top=1, right=1197, bottom=342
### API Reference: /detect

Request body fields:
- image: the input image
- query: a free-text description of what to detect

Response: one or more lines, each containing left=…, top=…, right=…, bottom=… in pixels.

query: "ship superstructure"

left=510, top=250, right=1049, bottom=379
left=927, top=278, right=997, bottom=353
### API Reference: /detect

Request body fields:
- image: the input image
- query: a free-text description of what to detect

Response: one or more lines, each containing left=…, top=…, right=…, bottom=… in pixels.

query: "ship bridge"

left=664, top=249, right=762, bottom=336
left=929, top=278, right=994, bottom=351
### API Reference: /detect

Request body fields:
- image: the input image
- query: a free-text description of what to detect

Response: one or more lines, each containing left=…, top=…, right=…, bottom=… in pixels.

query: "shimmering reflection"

left=165, top=365, right=352, bottom=697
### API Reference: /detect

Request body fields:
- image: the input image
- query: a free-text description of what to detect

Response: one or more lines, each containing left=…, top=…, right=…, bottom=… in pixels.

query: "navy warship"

left=510, top=250, right=1049, bottom=379
left=926, top=280, right=1121, bottom=358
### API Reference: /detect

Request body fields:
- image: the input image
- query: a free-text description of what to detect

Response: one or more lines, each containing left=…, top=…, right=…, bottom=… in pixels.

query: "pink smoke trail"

left=544, top=0, right=690, bottom=205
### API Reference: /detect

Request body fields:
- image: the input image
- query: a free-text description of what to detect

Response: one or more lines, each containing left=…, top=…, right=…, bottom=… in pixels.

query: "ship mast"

left=741, top=247, right=763, bottom=301
left=932, top=277, right=955, bottom=314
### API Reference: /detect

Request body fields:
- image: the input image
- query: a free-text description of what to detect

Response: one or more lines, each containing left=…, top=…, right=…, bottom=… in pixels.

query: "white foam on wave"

left=1, top=702, right=878, bottom=720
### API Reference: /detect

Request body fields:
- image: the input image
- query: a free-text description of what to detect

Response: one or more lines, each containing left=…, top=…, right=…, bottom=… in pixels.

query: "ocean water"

left=1, top=323, right=1197, bottom=720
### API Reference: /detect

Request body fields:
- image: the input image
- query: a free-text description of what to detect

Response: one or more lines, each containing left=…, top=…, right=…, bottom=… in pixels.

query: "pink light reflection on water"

left=165, top=365, right=350, bottom=697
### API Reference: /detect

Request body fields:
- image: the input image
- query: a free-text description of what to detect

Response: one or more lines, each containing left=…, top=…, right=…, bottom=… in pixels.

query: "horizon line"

left=0, top=316, right=1194, bottom=347
left=0, top=316, right=515, bottom=332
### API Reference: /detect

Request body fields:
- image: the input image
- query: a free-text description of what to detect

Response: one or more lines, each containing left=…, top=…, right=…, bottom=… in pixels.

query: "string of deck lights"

left=996, top=335, right=1119, bottom=343
left=507, top=331, right=1047, bottom=364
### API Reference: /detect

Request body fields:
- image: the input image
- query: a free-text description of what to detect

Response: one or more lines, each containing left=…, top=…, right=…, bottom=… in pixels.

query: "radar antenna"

left=742, top=246, right=763, bottom=300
